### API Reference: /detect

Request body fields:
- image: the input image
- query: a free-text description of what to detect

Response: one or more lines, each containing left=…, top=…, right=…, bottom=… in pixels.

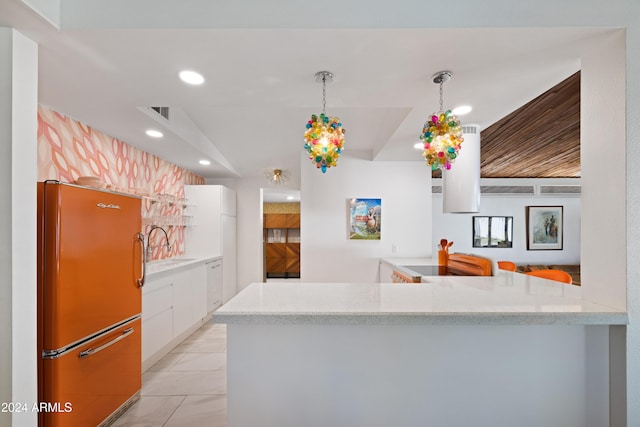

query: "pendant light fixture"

left=442, top=124, right=481, bottom=213
left=419, top=71, right=464, bottom=171
left=304, top=71, right=345, bottom=173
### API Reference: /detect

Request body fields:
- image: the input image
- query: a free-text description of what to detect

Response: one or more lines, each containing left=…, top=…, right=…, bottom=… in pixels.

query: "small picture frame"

left=526, top=206, right=563, bottom=250
left=348, top=198, right=381, bottom=240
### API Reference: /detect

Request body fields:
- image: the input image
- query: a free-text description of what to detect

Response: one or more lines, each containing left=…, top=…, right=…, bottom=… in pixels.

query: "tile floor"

left=112, top=321, right=228, bottom=427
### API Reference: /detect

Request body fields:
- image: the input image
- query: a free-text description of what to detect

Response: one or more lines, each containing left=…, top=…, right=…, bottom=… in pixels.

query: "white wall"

left=0, top=28, right=38, bottom=427
left=301, top=153, right=432, bottom=283
left=581, top=31, right=627, bottom=310
left=432, top=194, right=581, bottom=267
left=0, top=27, right=12, bottom=427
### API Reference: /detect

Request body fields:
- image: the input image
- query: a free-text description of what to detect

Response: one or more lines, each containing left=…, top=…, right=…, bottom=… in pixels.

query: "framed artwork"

left=526, top=206, right=563, bottom=250
left=348, top=198, right=381, bottom=240
left=472, top=216, right=513, bottom=248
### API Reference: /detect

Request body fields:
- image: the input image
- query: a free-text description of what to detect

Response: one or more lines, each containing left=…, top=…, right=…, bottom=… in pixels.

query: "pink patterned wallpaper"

left=37, top=106, right=204, bottom=260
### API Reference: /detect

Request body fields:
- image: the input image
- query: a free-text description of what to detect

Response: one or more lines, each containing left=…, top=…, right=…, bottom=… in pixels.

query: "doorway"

left=261, top=188, right=301, bottom=282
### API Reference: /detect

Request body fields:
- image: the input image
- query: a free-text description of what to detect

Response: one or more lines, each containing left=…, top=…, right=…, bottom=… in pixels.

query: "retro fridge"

left=37, top=181, right=145, bottom=426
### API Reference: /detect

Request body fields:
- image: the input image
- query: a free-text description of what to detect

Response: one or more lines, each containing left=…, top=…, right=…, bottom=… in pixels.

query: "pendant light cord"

left=322, top=74, right=327, bottom=115
left=439, top=80, right=444, bottom=112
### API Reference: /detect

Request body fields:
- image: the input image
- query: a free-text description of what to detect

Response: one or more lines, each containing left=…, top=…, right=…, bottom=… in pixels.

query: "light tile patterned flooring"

left=112, top=322, right=228, bottom=427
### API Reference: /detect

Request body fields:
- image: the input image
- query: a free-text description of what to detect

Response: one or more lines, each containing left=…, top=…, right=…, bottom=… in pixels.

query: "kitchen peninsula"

left=214, top=271, right=627, bottom=427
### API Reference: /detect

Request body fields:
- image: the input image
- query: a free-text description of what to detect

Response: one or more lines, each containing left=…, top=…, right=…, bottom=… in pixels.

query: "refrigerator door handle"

left=136, top=232, right=145, bottom=287
left=78, top=327, right=134, bottom=359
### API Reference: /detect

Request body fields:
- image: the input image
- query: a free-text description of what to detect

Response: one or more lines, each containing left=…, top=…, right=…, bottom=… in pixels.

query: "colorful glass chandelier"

left=304, top=71, right=345, bottom=173
left=419, top=71, right=464, bottom=171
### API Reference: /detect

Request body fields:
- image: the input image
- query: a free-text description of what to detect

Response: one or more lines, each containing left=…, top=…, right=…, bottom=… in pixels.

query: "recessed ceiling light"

left=199, top=159, right=211, bottom=166
left=414, top=142, right=423, bottom=149
left=452, top=105, right=472, bottom=115
left=146, top=129, right=163, bottom=138
left=179, top=70, right=204, bottom=85
left=286, top=195, right=295, bottom=200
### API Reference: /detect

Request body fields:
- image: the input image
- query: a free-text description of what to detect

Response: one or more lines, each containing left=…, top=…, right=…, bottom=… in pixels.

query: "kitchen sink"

left=146, top=258, right=198, bottom=273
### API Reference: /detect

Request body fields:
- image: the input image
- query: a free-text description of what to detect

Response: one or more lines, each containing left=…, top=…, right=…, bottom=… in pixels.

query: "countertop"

left=214, top=272, right=627, bottom=326
left=381, top=257, right=437, bottom=267
left=146, top=255, right=222, bottom=276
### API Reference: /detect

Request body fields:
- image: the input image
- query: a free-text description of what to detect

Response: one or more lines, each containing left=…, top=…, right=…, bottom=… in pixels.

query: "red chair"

left=525, top=269, right=573, bottom=285
left=497, top=261, right=517, bottom=272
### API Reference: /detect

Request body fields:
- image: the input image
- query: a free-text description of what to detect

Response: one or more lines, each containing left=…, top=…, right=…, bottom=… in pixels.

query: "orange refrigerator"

left=37, top=181, right=145, bottom=426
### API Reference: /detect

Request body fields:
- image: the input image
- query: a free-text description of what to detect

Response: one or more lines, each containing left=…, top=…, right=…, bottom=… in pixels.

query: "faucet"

left=146, top=226, right=171, bottom=262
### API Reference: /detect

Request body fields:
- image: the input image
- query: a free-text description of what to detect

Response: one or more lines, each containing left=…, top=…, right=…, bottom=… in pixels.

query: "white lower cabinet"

left=142, top=261, right=209, bottom=370
left=142, top=309, right=172, bottom=362
left=206, top=258, right=223, bottom=312
left=378, top=261, right=394, bottom=283
left=172, top=276, right=193, bottom=338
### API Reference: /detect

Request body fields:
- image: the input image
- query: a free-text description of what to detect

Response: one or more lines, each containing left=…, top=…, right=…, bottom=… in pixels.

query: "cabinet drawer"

left=206, top=259, right=222, bottom=269
left=285, top=213, right=300, bottom=228
left=143, top=272, right=176, bottom=294
left=142, top=284, right=173, bottom=319
left=264, top=214, right=287, bottom=228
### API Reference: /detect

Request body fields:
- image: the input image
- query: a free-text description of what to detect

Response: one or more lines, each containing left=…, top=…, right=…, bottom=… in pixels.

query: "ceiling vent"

left=149, top=106, right=170, bottom=120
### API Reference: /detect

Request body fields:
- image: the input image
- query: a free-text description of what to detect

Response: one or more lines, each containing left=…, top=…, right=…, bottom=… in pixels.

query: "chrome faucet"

left=146, top=226, right=171, bottom=261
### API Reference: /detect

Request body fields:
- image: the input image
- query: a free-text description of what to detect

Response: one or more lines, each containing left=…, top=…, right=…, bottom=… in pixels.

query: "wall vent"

left=149, top=106, right=170, bottom=120
left=433, top=185, right=536, bottom=195
left=481, top=185, right=535, bottom=195
left=433, top=183, right=580, bottom=197
left=539, top=185, right=581, bottom=195
left=462, top=125, right=478, bottom=134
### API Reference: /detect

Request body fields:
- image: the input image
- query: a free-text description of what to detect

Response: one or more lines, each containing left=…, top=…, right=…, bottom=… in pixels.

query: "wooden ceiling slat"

left=480, top=71, right=580, bottom=178
left=433, top=71, right=580, bottom=179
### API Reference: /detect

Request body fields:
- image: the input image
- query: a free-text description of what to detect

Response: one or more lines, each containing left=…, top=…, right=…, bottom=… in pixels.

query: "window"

left=472, top=216, right=513, bottom=248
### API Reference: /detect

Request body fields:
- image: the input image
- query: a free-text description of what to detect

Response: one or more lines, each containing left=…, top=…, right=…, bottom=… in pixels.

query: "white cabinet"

left=221, top=215, right=236, bottom=302
left=206, top=258, right=223, bottom=312
left=192, top=264, right=207, bottom=319
left=173, top=273, right=194, bottom=337
left=185, top=185, right=237, bottom=303
left=141, top=273, right=174, bottom=362
left=142, top=262, right=208, bottom=369
left=378, top=260, right=394, bottom=283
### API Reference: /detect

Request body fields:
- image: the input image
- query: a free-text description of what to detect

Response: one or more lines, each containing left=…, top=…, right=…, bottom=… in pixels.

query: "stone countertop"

left=381, top=257, right=437, bottom=267
left=145, top=255, right=222, bottom=277
left=213, top=273, right=627, bottom=326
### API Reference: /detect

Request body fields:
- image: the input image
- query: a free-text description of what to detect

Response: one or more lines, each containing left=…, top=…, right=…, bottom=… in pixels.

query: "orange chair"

left=497, top=261, right=517, bottom=272
left=525, top=269, right=573, bottom=285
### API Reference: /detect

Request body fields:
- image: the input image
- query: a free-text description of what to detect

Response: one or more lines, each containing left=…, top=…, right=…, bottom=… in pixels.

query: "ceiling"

left=479, top=71, right=580, bottom=178
left=1, top=1, right=601, bottom=185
